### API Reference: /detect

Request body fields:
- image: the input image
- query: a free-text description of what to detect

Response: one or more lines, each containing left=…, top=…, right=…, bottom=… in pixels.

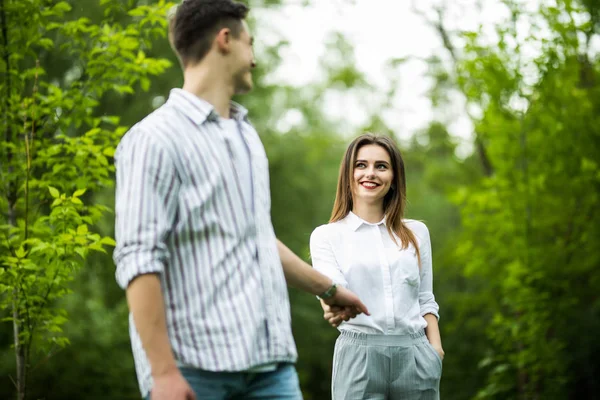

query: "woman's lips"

left=360, top=182, right=379, bottom=189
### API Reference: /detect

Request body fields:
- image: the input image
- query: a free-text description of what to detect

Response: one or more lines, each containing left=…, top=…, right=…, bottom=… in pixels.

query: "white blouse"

left=310, top=212, right=439, bottom=335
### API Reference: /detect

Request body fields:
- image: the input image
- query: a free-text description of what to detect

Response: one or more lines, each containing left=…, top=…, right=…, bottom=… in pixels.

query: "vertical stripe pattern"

left=332, top=330, right=441, bottom=399
left=113, top=89, right=297, bottom=397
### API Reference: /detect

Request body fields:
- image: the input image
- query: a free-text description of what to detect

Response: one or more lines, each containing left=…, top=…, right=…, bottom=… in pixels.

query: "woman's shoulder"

left=403, top=219, right=430, bottom=238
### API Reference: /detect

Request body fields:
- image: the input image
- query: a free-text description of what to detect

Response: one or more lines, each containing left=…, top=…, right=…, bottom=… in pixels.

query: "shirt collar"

left=167, top=88, right=249, bottom=125
left=344, top=211, right=387, bottom=231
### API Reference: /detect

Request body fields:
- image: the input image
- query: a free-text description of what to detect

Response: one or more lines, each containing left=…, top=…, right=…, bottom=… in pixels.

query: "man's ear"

left=215, top=27, right=232, bottom=53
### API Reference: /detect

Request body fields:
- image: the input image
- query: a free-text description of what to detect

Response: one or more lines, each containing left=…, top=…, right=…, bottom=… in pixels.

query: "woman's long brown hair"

left=330, top=133, right=420, bottom=264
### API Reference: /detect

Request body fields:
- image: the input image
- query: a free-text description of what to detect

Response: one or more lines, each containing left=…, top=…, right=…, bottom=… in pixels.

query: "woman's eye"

left=355, top=163, right=366, bottom=168
left=377, top=164, right=387, bottom=170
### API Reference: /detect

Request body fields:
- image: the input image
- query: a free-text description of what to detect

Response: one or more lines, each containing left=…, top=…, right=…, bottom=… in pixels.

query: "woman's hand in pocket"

left=432, top=344, right=444, bottom=360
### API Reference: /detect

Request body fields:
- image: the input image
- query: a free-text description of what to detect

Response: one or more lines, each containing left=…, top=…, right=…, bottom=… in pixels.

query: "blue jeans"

left=146, top=363, right=302, bottom=399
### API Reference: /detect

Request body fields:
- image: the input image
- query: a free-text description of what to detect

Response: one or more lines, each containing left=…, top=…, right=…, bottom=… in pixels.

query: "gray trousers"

left=332, top=330, right=442, bottom=400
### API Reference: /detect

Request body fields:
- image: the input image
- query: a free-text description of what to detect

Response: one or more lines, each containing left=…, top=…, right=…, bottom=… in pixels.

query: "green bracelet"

left=317, top=283, right=337, bottom=300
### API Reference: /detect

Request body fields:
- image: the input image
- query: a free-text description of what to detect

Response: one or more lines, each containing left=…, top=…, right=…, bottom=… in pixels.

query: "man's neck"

left=182, top=65, right=234, bottom=119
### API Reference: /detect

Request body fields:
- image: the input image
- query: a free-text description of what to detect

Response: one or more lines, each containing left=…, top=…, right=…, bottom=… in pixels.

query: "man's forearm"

left=276, top=239, right=332, bottom=295
left=126, top=274, right=177, bottom=377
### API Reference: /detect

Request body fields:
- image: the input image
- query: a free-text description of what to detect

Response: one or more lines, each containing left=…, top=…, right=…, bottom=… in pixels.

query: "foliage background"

left=1, top=0, right=598, bottom=399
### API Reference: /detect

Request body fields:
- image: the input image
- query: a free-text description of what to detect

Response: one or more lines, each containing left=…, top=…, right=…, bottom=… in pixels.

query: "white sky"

left=252, top=0, right=515, bottom=155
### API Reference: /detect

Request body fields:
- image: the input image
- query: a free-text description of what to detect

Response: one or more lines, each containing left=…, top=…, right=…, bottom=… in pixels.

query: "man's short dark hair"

left=171, top=0, right=249, bottom=66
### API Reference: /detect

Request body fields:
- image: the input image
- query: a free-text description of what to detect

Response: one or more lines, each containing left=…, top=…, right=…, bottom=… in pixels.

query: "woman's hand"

left=320, top=300, right=357, bottom=328
left=423, top=313, right=444, bottom=360
left=431, top=344, right=445, bottom=360
left=322, top=285, right=370, bottom=316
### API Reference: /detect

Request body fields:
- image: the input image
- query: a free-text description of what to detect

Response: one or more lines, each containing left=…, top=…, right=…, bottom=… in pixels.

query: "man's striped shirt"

left=113, top=89, right=297, bottom=397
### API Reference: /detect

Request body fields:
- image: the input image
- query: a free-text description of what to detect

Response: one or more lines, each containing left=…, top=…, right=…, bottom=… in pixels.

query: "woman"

left=310, top=133, right=443, bottom=399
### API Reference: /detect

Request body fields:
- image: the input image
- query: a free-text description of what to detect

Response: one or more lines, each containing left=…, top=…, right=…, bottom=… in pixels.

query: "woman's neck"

left=352, top=200, right=384, bottom=224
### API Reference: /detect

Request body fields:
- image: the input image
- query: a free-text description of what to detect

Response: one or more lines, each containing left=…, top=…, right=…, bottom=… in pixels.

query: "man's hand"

left=323, top=285, right=370, bottom=316
left=321, top=302, right=357, bottom=328
left=151, top=369, right=196, bottom=400
left=127, top=275, right=194, bottom=399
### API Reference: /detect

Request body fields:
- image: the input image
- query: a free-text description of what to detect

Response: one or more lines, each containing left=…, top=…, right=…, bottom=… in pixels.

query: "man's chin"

left=234, top=79, right=253, bottom=95
left=235, top=86, right=252, bottom=95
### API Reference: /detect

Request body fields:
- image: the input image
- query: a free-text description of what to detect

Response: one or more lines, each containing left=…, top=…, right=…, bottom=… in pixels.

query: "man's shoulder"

left=134, top=102, right=182, bottom=134
left=118, top=104, right=181, bottom=150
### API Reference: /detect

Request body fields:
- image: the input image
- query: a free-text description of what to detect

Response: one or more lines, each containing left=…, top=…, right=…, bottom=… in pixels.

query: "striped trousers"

left=332, top=330, right=442, bottom=400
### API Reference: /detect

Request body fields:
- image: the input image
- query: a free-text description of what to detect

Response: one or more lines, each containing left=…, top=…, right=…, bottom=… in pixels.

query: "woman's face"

left=352, top=144, right=394, bottom=206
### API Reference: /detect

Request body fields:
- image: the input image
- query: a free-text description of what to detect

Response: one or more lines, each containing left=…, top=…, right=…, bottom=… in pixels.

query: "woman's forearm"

left=424, top=313, right=442, bottom=348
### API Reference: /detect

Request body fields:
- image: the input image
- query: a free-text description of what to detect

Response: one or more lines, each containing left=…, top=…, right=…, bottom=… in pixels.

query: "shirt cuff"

left=420, top=307, right=440, bottom=321
left=115, top=257, right=165, bottom=289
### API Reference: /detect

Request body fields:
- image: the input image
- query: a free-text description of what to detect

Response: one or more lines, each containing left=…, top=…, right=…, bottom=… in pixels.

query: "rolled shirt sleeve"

left=417, top=224, right=440, bottom=320
left=310, top=225, right=348, bottom=287
left=113, top=129, right=179, bottom=289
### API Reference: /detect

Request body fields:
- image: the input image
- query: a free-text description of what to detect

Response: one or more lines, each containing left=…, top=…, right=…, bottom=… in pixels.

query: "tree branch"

left=411, top=0, right=494, bottom=176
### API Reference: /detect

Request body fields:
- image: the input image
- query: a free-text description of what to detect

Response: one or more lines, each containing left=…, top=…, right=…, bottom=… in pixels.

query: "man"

left=113, top=1, right=368, bottom=399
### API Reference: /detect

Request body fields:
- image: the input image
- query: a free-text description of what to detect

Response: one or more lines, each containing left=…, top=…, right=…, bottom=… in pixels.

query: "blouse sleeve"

left=417, top=223, right=440, bottom=319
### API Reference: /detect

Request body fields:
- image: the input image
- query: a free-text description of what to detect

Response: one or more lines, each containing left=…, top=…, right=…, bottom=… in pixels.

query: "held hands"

left=151, top=368, right=196, bottom=400
left=321, top=301, right=358, bottom=328
left=320, top=285, right=369, bottom=328
left=322, top=285, right=370, bottom=316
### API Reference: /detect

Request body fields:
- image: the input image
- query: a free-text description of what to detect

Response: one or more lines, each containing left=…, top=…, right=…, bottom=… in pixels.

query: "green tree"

left=0, top=1, right=173, bottom=398
left=401, top=121, right=485, bottom=400
left=431, top=0, right=600, bottom=398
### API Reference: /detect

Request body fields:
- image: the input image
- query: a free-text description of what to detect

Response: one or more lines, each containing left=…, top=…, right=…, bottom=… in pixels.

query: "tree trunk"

left=12, top=294, right=26, bottom=400
left=2, top=1, right=26, bottom=399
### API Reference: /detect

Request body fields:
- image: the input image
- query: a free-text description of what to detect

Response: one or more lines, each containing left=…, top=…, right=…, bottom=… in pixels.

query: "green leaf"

left=581, top=158, right=598, bottom=172
left=100, top=237, right=116, bottom=246
left=74, top=247, right=87, bottom=259
left=30, top=242, right=50, bottom=254
left=140, top=77, right=150, bottom=92
left=115, top=85, right=135, bottom=95
left=52, top=2, right=72, bottom=13
left=15, top=247, right=27, bottom=259
left=120, top=37, right=139, bottom=50
left=86, top=127, right=101, bottom=137
left=48, top=186, right=60, bottom=198
left=60, top=234, right=73, bottom=242
left=103, top=147, right=115, bottom=157
left=73, top=189, right=87, bottom=198
left=100, top=115, right=120, bottom=125
left=128, top=8, right=146, bottom=17
left=71, top=197, right=83, bottom=205
left=46, top=22, right=62, bottom=31
left=88, top=244, right=107, bottom=253
left=77, top=225, right=88, bottom=235
left=38, top=38, right=54, bottom=50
